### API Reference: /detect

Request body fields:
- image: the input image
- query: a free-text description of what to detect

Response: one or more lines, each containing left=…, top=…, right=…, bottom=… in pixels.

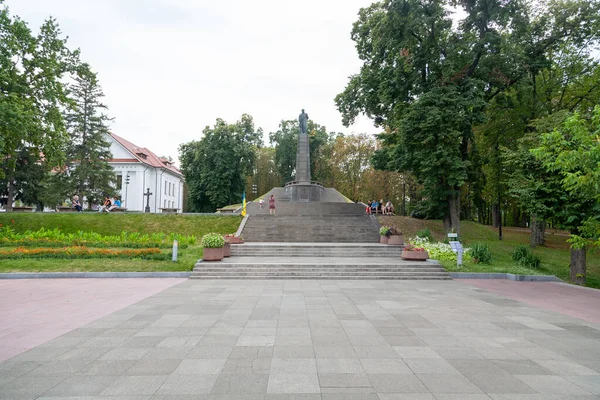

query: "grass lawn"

left=0, top=213, right=241, bottom=236
left=0, top=245, right=202, bottom=273
left=380, top=216, right=600, bottom=288
left=0, top=213, right=242, bottom=273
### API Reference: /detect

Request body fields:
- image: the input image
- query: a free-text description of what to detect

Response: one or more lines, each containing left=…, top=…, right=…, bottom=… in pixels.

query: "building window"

left=164, top=181, right=167, bottom=195
left=164, top=199, right=166, bottom=208
left=116, top=175, right=122, bottom=190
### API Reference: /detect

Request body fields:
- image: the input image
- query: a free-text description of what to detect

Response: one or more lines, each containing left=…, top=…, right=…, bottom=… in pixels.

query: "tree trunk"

left=6, top=179, right=15, bottom=212
left=492, top=204, right=500, bottom=228
left=530, top=215, right=546, bottom=247
left=448, top=191, right=460, bottom=235
left=570, top=246, right=586, bottom=285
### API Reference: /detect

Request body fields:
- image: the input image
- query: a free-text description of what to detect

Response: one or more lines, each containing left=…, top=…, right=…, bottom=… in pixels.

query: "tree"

left=269, top=119, right=335, bottom=185
left=532, top=107, right=600, bottom=285
left=336, top=0, right=600, bottom=234
left=0, top=4, right=77, bottom=209
left=179, top=115, right=262, bottom=212
left=246, top=147, right=281, bottom=199
left=63, top=63, right=115, bottom=208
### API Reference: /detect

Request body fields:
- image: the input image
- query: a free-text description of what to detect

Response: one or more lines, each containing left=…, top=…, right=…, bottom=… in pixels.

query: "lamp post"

left=124, top=174, right=130, bottom=207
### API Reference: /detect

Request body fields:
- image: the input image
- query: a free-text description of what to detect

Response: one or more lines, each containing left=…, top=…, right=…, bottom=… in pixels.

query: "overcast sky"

left=7, top=0, right=381, bottom=164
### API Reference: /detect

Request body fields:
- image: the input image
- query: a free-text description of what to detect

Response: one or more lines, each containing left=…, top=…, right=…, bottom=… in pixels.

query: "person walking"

left=259, top=198, right=264, bottom=209
left=269, top=195, right=276, bottom=216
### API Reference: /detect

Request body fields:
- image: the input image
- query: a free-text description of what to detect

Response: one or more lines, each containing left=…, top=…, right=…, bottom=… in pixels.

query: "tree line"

left=335, top=0, right=600, bottom=284
left=1, top=2, right=115, bottom=210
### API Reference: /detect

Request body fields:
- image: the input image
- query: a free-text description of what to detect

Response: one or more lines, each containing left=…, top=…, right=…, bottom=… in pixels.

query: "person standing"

left=269, top=194, right=276, bottom=216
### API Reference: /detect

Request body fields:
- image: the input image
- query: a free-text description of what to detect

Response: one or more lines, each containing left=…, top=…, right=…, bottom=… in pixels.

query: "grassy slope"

left=0, top=213, right=241, bottom=236
left=0, top=214, right=241, bottom=273
left=380, top=216, right=599, bottom=288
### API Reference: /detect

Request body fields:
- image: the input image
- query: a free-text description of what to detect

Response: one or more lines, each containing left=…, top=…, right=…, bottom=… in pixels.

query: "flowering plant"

left=201, top=233, right=225, bottom=248
left=404, top=243, right=426, bottom=252
left=408, top=236, right=470, bottom=260
left=0, top=246, right=167, bottom=260
left=379, top=226, right=391, bottom=236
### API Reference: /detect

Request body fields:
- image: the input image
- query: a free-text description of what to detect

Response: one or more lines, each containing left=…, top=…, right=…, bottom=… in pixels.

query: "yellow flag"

left=241, top=191, right=247, bottom=217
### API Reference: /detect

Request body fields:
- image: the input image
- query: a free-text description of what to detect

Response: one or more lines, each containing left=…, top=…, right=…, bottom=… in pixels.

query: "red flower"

left=11, top=220, right=15, bottom=224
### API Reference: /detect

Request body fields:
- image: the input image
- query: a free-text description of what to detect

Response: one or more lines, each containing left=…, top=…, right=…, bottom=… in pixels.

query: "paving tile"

left=404, top=358, right=460, bottom=374
left=126, top=359, right=181, bottom=375
left=271, top=358, right=316, bottom=374
left=154, top=374, right=219, bottom=395
left=100, top=375, right=167, bottom=396
left=267, top=373, right=320, bottom=393
left=318, top=373, right=372, bottom=388
left=187, top=346, right=233, bottom=359
left=417, top=374, right=484, bottom=394
left=273, top=346, right=314, bottom=359
left=367, top=373, right=429, bottom=393
left=514, top=375, right=594, bottom=395
left=0, top=376, right=66, bottom=398
left=41, top=375, right=118, bottom=396
left=77, top=359, right=137, bottom=375
left=210, top=373, right=269, bottom=394
left=534, top=359, right=600, bottom=375
left=359, top=358, right=412, bottom=374
left=316, top=358, right=364, bottom=374
left=376, top=395, right=435, bottom=400
left=353, top=346, right=400, bottom=358
left=393, top=346, right=441, bottom=359
left=467, top=372, right=537, bottom=394
left=174, top=359, right=227, bottom=374
left=236, top=335, right=275, bottom=346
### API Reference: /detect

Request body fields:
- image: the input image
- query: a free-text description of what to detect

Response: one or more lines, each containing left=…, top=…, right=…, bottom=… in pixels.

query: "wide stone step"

left=190, top=275, right=452, bottom=280
left=194, top=268, right=447, bottom=274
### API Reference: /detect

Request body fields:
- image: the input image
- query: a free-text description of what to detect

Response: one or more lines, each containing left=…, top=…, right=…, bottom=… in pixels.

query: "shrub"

left=379, top=226, right=391, bottom=236
left=470, top=242, right=492, bottom=264
left=512, top=245, right=541, bottom=268
left=408, top=236, right=470, bottom=261
left=416, top=228, right=433, bottom=242
left=512, top=244, right=529, bottom=261
left=0, top=246, right=169, bottom=260
left=201, top=233, right=225, bottom=248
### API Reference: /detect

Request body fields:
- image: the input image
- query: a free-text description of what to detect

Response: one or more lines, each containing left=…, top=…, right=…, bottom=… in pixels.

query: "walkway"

left=0, top=279, right=599, bottom=398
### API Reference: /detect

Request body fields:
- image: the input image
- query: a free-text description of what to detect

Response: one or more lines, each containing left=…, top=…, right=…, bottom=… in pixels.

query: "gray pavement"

left=1, top=279, right=600, bottom=399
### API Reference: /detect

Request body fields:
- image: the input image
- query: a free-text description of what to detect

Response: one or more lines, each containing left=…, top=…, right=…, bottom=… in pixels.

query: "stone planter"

left=380, top=236, right=389, bottom=244
left=387, top=235, right=404, bottom=246
left=223, top=242, right=231, bottom=257
left=225, top=237, right=244, bottom=244
left=203, top=247, right=224, bottom=261
left=401, top=250, right=429, bottom=261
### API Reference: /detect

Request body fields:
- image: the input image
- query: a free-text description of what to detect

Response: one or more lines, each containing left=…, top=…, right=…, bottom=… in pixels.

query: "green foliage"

left=416, top=228, right=433, bottom=242
left=379, top=226, right=390, bottom=236
left=512, top=245, right=529, bottom=262
left=0, top=226, right=196, bottom=248
left=0, top=4, right=78, bottom=184
left=532, top=107, right=600, bottom=250
left=180, top=115, right=262, bottom=212
left=512, top=244, right=541, bottom=269
left=410, top=236, right=469, bottom=261
left=63, top=63, right=116, bottom=207
left=470, top=242, right=492, bottom=264
left=201, top=233, right=225, bottom=248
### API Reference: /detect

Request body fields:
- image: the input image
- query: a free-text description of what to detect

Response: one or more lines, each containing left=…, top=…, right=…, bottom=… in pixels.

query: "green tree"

left=63, top=63, right=115, bottom=208
left=179, top=115, right=262, bottom=212
left=0, top=3, right=77, bottom=209
left=532, top=107, right=600, bottom=285
left=337, top=0, right=600, bottom=234
left=246, top=147, right=281, bottom=199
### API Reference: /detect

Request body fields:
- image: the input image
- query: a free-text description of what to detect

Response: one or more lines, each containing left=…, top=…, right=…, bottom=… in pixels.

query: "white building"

left=106, top=133, right=184, bottom=213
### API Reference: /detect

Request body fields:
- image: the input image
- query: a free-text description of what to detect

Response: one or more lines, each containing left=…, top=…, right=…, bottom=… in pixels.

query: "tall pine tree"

left=64, top=63, right=115, bottom=208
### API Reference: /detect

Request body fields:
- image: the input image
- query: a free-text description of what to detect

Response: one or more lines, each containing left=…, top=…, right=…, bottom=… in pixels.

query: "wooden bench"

left=111, top=207, right=127, bottom=212
left=56, top=206, right=75, bottom=213
left=10, top=207, right=35, bottom=212
left=159, top=208, right=178, bottom=214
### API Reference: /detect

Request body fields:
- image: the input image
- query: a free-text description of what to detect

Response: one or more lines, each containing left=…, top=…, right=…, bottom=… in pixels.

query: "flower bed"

left=0, top=246, right=171, bottom=260
left=409, top=236, right=470, bottom=261
left=0, top=227, right=196, bottom=249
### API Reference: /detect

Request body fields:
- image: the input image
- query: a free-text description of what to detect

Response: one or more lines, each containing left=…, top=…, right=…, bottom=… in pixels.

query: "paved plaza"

left=1, top=279, right=600, bottom=399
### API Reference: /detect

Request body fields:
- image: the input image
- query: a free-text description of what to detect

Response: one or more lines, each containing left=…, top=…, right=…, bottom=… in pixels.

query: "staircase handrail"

left=284, top=180, right=324, bottom=188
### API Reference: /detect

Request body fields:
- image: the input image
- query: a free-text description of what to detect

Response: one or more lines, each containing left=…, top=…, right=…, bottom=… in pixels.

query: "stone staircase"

left=191, top=187, right=451, bottom=280
left=241, top=188, right=379, bottom=243
left=191, top=243, right=451, bottom=280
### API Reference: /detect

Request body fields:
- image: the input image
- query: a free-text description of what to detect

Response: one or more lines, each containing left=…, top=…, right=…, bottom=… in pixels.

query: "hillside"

left=380, top=216, right=599, bottom=288
left=0, top=213, right=242, bottom=237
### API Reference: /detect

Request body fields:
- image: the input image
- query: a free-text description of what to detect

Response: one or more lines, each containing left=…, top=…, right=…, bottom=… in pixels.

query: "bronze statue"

left=298, top=109, right=309, bottom=134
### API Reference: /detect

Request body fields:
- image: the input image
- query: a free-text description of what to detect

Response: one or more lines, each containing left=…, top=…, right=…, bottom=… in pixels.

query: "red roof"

left=109, top=132, right=183, bottom=176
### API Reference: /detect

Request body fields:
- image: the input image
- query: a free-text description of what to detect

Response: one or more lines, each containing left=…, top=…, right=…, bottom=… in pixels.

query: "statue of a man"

left=298, top=109, right=309, bottom=134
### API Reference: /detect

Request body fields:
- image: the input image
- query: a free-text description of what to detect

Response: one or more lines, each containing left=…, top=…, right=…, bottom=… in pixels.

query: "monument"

left=284, top=109, right=324, bottom=201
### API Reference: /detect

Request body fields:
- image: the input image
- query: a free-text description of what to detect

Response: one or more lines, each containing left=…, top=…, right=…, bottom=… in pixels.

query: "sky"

left=6, top=0, right=381, bottom=165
